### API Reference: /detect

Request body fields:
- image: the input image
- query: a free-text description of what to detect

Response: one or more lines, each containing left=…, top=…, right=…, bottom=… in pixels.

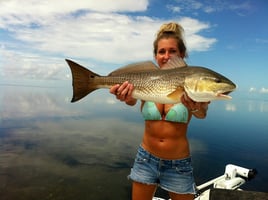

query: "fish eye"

left=201, top=77, right=222, bottom=84
left=201, top=77, right=220, bottom=83
left=214, top=78, right=221, bottom=83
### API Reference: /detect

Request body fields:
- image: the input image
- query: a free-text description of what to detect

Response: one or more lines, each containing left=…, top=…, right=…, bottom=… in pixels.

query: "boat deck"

left=210, top=189, right=268, bottom=200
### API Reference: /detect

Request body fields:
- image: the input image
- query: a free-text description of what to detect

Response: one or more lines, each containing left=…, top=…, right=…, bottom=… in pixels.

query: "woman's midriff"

left=141, top=120, right=190, bottom=160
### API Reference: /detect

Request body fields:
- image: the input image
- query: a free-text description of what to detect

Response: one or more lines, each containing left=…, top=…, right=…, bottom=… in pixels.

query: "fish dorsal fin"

left=167, top=86, right=184, bottom=102
left=162, top=56, right=187, bottom=69
left=108, top=61, right=159, bottom=76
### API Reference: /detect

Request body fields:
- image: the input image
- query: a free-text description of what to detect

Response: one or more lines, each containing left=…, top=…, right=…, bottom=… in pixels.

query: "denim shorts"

left=128, top=145, right=197, bottom=194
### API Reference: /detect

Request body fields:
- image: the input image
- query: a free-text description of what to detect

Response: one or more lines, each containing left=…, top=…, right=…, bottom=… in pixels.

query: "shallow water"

left=0, top=83, right=268, bottom=199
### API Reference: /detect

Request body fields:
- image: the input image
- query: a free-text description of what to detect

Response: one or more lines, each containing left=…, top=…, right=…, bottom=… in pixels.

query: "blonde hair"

left=153, top=22, right=187, bottom=57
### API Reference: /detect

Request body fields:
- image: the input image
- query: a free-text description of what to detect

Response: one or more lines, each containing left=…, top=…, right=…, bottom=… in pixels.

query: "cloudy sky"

left=0, top=0, right=267, bottom=94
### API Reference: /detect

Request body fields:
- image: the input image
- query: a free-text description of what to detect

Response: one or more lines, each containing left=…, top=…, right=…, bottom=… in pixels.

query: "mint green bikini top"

left=141, top=101, right=189, bottom=123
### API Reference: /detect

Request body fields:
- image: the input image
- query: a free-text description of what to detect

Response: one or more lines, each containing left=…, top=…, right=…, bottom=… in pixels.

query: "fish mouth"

left=217, top=91, right=233, bottom=99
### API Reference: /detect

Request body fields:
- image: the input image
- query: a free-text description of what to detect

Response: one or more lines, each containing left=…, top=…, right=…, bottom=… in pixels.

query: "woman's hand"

left=181, top=93, right=210, bottom=119
left=109, top=81, right=137, bottom=106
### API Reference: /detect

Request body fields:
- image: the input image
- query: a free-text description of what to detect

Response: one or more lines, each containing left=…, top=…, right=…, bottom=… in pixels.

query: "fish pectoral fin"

left=167, top=87, right=184, bottom=102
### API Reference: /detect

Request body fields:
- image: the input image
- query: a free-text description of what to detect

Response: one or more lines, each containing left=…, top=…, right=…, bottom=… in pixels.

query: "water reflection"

left=0, top=84, right=268, bottom=199
left=247, top=100, right=268, bottom=113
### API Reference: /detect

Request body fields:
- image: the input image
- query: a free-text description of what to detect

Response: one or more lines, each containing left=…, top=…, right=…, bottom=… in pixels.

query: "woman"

left=110, top=22, right=210, bottom=200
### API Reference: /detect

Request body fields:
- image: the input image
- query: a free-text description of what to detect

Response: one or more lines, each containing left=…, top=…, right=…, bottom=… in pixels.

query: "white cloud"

left=172, top=0, right=203, bottom=12
left=173, top=0, right=254, bottom=15
left=0, top=0, right=148, bottom=19
left=180, top=17, right=217, bottom=51
left=0, top=0, right=217, bottom=80
left=260, top=87, right=268, bottom=94
left=166, top=5, right=181, bottom=13
left=256, top=38, right=268, bottom=44
left=204, top=6, right=218, bottom=13
left=249, top=87, right=257, bottom=92
left=249, top=87, right=268, bottom=94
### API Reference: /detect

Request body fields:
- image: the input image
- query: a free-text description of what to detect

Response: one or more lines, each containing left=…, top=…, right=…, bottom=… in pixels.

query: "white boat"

left=153, top=164, right=260, bottom=200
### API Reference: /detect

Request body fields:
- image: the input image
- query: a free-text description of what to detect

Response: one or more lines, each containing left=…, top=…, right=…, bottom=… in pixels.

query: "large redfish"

left=66, top=57, right=236, bottom=103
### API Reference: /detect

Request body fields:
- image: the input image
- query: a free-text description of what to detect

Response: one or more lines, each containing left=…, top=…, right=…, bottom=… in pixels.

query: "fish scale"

left=99, top=75, right=166, bottom=97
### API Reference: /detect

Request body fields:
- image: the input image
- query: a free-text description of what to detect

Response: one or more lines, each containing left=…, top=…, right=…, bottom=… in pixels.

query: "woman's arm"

left=181, top=93, right=210, bottom=119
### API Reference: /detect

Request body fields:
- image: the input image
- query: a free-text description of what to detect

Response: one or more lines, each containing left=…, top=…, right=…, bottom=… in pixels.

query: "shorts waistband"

left=138, top=145, right=191, bottom=166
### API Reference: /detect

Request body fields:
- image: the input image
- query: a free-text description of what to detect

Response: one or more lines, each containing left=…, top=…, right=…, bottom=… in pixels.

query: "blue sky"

left=0, top=0, right=268, bottom=94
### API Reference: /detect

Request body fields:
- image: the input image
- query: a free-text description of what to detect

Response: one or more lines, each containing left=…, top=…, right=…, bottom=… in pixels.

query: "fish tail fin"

left=66, top=59, right=100, bottom=103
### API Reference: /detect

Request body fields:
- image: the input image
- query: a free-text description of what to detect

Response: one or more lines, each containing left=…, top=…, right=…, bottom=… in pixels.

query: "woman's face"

left=155, top=37, right=182, bottom=68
